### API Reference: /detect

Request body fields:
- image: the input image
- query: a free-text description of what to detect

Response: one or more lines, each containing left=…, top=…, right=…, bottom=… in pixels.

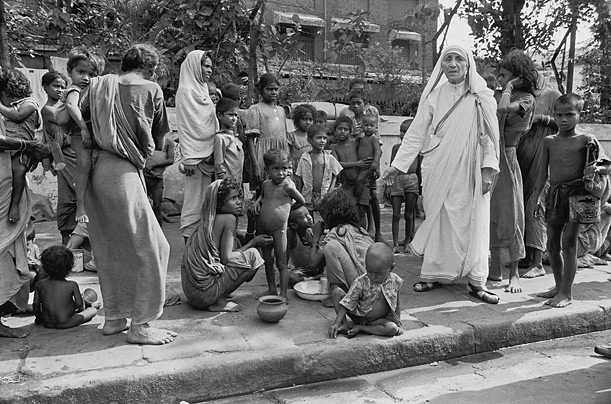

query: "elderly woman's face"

left=441, top=52, right=468, bottom=84
left=200, top=57, right=213, bottom=82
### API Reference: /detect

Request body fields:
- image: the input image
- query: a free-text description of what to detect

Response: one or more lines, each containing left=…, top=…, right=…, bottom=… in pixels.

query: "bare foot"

left=103, top=318, right=129, bottom=335
left=8, top=203, right=20, bottom=223
left=537, top=288, right=558, bottom=299
left=337, top=323, right=350, bottom=335
left=393, top=245, right=400, bottom=254
left=521, top=265, right=546, bottom=278
left=545, top=293, right=572, bottom=308
left=505, top=276, right=522, bottom=293
left=0, top=323, right=28, bottom=338
left=374, top=233, right=384, bottom=243
left=347, top=325, right=361, bottom=339
left=126, top=323, right=177, bottom=345
left=255, top=289, right=277, bottom=299
left=395, top=328, right=405, bottom=336
left=208, top=300, right=241, bottom=312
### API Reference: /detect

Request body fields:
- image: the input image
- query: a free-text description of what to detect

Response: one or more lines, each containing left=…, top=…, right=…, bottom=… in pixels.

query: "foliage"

left=461, top=0, right=596, bottom=60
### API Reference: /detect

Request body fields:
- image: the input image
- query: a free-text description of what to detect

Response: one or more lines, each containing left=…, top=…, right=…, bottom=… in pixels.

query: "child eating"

left=254, top=148, right=306, bottom=299
left=328, top=242, right=404, bottom=339
left=33, top=245, right=100, bottom=329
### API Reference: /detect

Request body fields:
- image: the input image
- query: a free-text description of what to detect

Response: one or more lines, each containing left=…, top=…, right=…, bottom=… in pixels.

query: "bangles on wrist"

left=17, top=139, right=27, bottom=152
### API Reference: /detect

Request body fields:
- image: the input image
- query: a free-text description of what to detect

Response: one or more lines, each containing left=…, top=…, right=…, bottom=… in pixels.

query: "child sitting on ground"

left=33, top=245, right=100, bottom=329
left=328, top=242, right=404, bottom=338
left=287, top=206, right=325, bottom=286
left=386, top=119, right=421, bottom=253
left=533, top=93, right=611, bottom=308
left=213, top=97, right=243, bottom=184
left=0, top=68, right=42, bottom=223
left=56, top=47, right=104, bottom=223
left=287, top=103, right=316, bottom=171
left=254, top=149, right=306, bottom=299
left=295, top=124, right=343, bottom=214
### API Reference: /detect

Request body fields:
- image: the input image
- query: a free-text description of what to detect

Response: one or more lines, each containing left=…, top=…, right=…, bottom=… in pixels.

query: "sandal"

left=467, top=283, right=499, bottom=304
left=413, top=282, right=442, bottom=292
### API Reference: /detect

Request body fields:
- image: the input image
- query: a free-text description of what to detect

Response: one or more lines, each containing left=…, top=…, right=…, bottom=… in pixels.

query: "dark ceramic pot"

left=257, top=295, right=288, bottom=323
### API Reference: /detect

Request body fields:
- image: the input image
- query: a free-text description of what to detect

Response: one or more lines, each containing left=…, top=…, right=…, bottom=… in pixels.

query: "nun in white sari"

left=381, top=44, right=501, bottom=304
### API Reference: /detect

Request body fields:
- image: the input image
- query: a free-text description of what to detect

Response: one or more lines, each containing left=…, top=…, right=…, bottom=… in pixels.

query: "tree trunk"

left=0, top=0, right=10, bottom=66
left=599, top=0, right=611, bottom=109
left=499, top=0, right=526, bottom=55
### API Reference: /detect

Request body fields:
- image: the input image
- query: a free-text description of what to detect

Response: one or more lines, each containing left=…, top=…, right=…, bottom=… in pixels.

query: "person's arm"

left=214, top=135, right=227, bottom=179
left=65, top=90, right=91, bottom=147
left=328, top=174, right=337, bottom=192
left=395, top=293, right=401, bottom=320
left=531, top=138, right=550, bottom=217
left=371, top=134, right=382, bottom=176
left=0, top=102, right=36, bottom=123
left=164, top=138, right=175, bottom=166
left=73, top=283, right=85, bottom=312
left=294, top=175, right=304, bottom=193
left=497, top=78, right=533, bottom=114
left=33, top=286, right=42, bottom=324
left=328, top=305, right=349, bottom=339
left=218, top=216, right=235, bottom=265
left=285, top=179, right=306, bottom=208
left=308, top=222, right=326, bottom=274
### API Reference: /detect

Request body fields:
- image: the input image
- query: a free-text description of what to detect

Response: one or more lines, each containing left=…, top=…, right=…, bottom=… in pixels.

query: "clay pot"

left=257, top=295, right=288, bottom=323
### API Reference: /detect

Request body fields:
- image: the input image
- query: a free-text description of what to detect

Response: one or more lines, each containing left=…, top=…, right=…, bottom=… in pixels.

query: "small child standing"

left=340, top=89, right=379, bottom=138
left=245, top=73, right=288, bottom=192
left=386, top=119, right=421, bottom=253
left=534, top=94, right=611, bottom=308
left=56, top=47, right=104, bottom=223
left=0, top=68, right=42, bottom=223
left=295, top=124, right=343, bottom=213
left=254, top=149, right=306, bottom=299
left=33, top=245, right=100, bottom=329
left=144, top=136, right=175, bottom=226
left=355, top=114, right=383, bottom=242
left=328, top=242, right=403, bottom=339
left=41, top=71, right=68, bottom=171
left=287, top=103, right=316, bottom=171
left=213, top=97, right=243, bottom=184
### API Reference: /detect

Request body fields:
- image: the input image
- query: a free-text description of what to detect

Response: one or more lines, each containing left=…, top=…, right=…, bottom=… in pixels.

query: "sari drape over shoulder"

left=390, top=44, right=500, bottom=287
left=85, top=75, right=171, bottom=325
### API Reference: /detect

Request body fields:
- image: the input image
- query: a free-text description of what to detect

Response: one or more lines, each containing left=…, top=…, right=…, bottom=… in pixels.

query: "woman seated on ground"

left=181, top=178, right=273, bottom=312
left=317, top=188, right=375, bottom=293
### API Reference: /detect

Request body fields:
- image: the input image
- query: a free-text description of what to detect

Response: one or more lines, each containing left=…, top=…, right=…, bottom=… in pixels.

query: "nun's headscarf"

left=418, top=43, right=489, bottom=108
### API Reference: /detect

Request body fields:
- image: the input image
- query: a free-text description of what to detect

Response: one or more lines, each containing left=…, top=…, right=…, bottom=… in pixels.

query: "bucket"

left=71, top=249, right=84, bottom=273
left=569, top=195, right=600, bottom=224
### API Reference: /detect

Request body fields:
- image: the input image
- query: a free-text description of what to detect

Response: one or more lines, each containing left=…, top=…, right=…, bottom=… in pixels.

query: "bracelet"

left=545, top=115, right=551, bottom=125
left=505, top=84, right=513, bottom=91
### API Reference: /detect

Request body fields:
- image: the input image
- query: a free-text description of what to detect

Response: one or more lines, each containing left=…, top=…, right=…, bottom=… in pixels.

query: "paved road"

left=202, top=330, right=611, bottom=404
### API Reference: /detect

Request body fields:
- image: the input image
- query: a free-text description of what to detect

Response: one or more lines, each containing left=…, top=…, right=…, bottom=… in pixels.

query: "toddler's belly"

left=258, top=205, right=289, bottom=234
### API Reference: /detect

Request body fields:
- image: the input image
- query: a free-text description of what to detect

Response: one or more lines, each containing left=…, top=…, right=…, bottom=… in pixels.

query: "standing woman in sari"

left=83, top=44, right=176, bottom=345
left=176, top=50, right=218, bottom=240
left=517, top=75, right=561, bottom=278
left=0, top=119, right=48, bottom=338
left=381, top=43, right=501, bottom=303
left=489, top=50, right=536, bottom=293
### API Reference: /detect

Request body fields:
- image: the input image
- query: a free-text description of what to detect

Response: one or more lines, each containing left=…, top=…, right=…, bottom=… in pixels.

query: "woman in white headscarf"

left=381, top=43, right=501, bottom=303
left=176, top=50, right=219, bottom=240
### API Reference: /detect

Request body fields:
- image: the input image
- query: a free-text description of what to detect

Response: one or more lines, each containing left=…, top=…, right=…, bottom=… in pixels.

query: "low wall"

left=27, top=112, right=611, bottom=210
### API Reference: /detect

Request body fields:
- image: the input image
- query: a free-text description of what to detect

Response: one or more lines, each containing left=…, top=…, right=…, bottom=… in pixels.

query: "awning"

left=273, top=11, right=325, bottom=28
left=389, top=29, right=421, bottom=42
left=331, top=17, right=380, bottom=33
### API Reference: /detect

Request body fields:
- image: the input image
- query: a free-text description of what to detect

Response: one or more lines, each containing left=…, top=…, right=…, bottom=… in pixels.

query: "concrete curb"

left=3, top=303, right=611, bottom=404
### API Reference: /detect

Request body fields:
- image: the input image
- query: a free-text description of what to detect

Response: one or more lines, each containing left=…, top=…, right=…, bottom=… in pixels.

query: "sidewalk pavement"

left=2, top=210, right=611, bottom=404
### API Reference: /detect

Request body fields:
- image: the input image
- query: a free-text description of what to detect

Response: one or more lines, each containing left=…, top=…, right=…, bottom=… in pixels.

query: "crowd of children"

left=7, top=44, right=610, bottom=342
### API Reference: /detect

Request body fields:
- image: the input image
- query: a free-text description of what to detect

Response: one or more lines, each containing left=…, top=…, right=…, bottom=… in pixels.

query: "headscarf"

left=176, top=50, right=219, bottom=166
left=421, top=43, right=499, bottom=161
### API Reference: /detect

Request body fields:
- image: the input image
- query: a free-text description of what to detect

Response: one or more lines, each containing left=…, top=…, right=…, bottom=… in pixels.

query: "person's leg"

left=546, top=221, right=579, bottom=307
left=358, top=204, right=368, bottom=229
left=55, top=308, right=98, bottom=329
left=273, top=229, right=289, bottom=299
left=370, top=193, right=383, bottom=242
left=151, top=180, right=164, bottom=226
left=488, top=246, right=503, bottom=282
left=390, top=195, right=403, bottom=252
left=71, top=136, right=91, bottom=223
left=258, top=243, right=277, bottom=297
left=538, top=223, right=564, bottom=299
left=8, top=158, right=27, bottom=222
left=506, top=259, right=522, bottom=293
left=522, top=247, right=545, bottom=278
left=403, top=192, right=418, bottom=251
left=347, top=318, right=401, bottom=338
left=0, top=323, right=29, bottom=338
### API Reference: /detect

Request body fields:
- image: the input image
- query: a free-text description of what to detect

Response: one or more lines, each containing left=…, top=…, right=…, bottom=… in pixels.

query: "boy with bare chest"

left=533, top=94, right=611, bottom=308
